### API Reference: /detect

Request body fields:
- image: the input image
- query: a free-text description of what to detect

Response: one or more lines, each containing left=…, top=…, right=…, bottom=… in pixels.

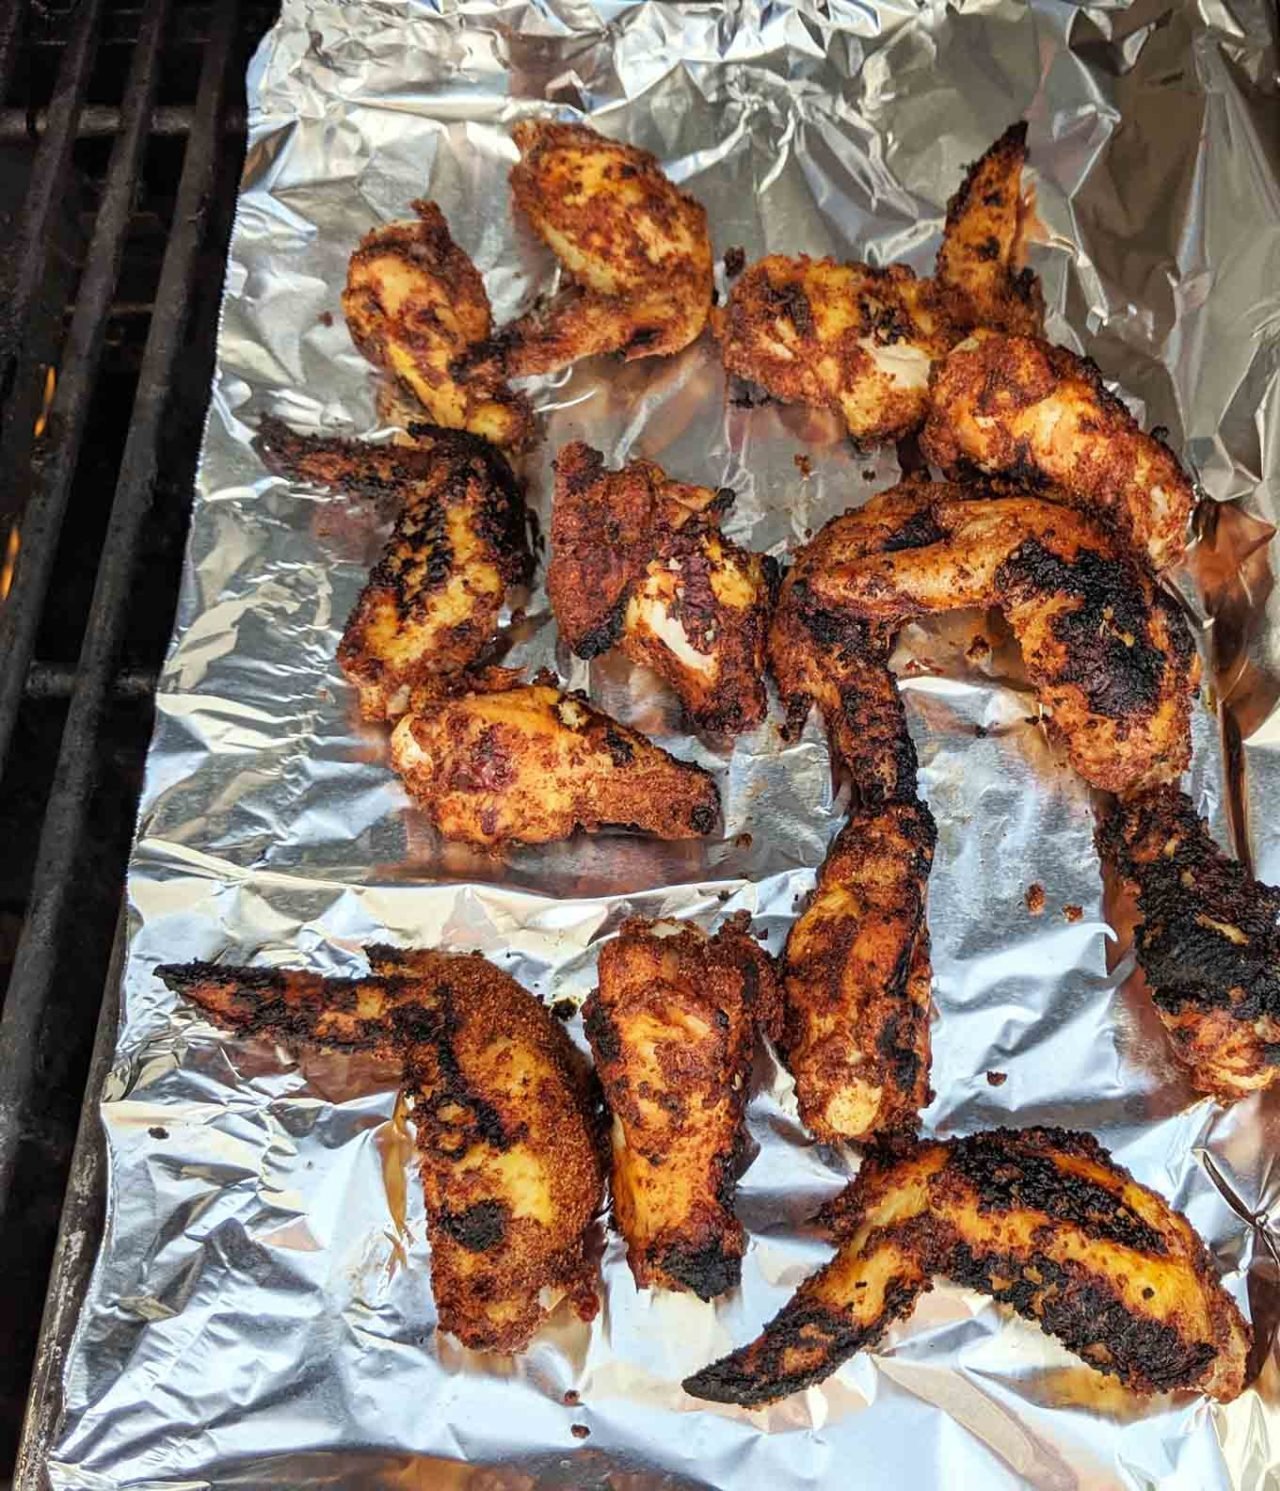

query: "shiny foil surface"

left=48, top=0, right=1280, bottom=1485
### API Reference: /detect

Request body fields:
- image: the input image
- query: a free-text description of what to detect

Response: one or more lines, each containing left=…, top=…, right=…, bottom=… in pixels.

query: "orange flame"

left=33, top=365, right=56, bottom=439
left=0, top=523, right=20, bottom=604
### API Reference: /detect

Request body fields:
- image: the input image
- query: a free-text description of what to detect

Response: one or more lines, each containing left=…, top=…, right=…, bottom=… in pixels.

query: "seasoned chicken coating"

left=780, top=804, right=936, bottom=1143
left=583, top=915, right=781, bottom=1299
left=342, top=200, right=534, bottom=449
left=550, top=443, right=777, bottom=733
left=684, top=1127, right=1250, bottom=1406
left=934, top=122, right=1043, bottom=337
left=388, top=680, right=720, bottom=848
left=256, top=418, right=530, bottom=719
left=1097, top=787, right=1280, bottom=1100
left=716, top=257, right=961, bottom=445
left=504, top=120, right=713, bottom=374
left=716, top=127, right=1039, bottom=443
left=922, top=328, right=1196, bottom=570
left=157, top=953, right=605, bottom=1355
left=804, top=482, right=1199, bottom=794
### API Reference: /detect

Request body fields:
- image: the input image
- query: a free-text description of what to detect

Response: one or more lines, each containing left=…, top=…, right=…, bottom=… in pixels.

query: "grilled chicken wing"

left=504, top=121, right=713, bottom=375
left=716, top=128, right=1039, bottom=443
left=388, top=679, right=720, bottom=848
left=804, top=481, right=1199, bottom=794
left=934, top=122, right=1042, bottom=337
left=256, top=418, right=530, bottom=719
left=922, top=328, right=1196, bottom=570
left=157, top=953, right=605, bottom=1354
left=716, top=257, right=961, bottom=445
left=583, top=916, right=781, bottom=1298
left=780, top=804, right=935, bottom=1143
left=550, top=443, right=776, bottom=733
left=1097, top=787, right=1280, bottom=1099
left=342, top=200, right=534, bottom=450
left=684, top=1127, right=1250, bottom=1406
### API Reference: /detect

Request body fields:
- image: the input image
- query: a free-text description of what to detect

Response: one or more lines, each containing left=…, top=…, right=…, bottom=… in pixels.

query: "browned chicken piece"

left=342, top=200, right=535, bottom=450
left=715, top=128, right=1039, bottom=443
left=804, top=481, right=1199, bottom=795
left=716, top=257, right=962, bottom=445
left=922, top=328, right=1196, bottom=571
left=685, top=1127, right=1250, bottom=1406
left=583, top=915, right=781, bottom=1299
left=388, top=679, right=720, bottom=849
left=934, top=122, right=1043, bottom=337
left=1097, top=787, right=1280, bottom=1100
left=780, top=804, right=935, bottom=1144
left=157, top=952, right=605, bottom=1354
left=549, top=443, right=777, bottom=733
left=256, top=418, right=530, bottom=719
left=504, top=120, right=713, bottom=374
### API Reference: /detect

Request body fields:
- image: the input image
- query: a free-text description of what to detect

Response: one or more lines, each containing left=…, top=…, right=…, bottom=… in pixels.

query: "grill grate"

left=0, top=2, right=276, bottom=1477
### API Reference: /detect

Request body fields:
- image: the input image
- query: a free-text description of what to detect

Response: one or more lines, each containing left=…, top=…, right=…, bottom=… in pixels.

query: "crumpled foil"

left=48, top=0, right=1280, bottom=1485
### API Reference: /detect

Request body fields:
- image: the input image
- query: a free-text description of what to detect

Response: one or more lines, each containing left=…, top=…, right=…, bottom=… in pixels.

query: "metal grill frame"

left=0, top=3, right=271, bottom=1480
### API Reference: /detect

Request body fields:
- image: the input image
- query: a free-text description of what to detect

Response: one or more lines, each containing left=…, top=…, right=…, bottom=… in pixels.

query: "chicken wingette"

left=549, top=442, right=777, bottom=733
left=803, top=480, right=1199, bottom=795
left=584, top=916, right=780, bottom=1299
left=1097, top=786, right=1280, bottom=1100
left=922, top=328, right=1196, bottom=571
left=684, top=1127, right=1250, bottom=1406
left=504, top=120, right=713, bottom=374
left=342, top=200, right=535, bottom=450
left=256, top=417, right=531, bottom=719
left=157, top=952, right=605, bottom=1354
left=716, top=126, right=1041, bottom=444
left=388, top=679, right=720, bottom=848
left=780, top=804, right=936, bottom=1143
left=934, top=122, right=1043, bottom=337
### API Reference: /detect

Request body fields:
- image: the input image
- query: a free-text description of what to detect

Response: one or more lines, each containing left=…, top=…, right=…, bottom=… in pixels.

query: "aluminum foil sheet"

left=48, top=0, right=1280, bottom=1485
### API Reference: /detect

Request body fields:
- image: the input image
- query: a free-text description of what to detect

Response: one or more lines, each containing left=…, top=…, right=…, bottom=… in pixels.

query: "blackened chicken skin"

left=684, top=1127, right=1250, bottom=1406
left=550, top=443, right=777, bottom=733
left=583, top=916, right=781, bottom=1298
left=803, top=481, right=1199, bottom=795
left=934, top=122, right=1043, bottom=337
left=922, top=328, right=1196, bottom=571
left=780, top=804, right=936, bottom=1143
left=342, top=200, right=534, bottom=450
left=157, top=953, right=605, bottom=1355
left=715, top=127, right=1040, bottom=444
left=1097, top=787, right=1280, bottom=1099
left=504, top=120, right=713, bottom=374
left=256, top=418, right=530, bottom=719
left=388, top=679, right=720, bottom=849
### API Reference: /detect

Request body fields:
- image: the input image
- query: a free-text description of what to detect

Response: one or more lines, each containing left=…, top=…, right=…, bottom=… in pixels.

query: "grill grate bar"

left=0, top=0, right=239, bottom=1238
left=0, top=1, right=28, bottom=110
left=0, top=0, right=102, bottom=494
left=0, top=100, right=248, bottom=142
left=0, top=0, right=172, bottom=786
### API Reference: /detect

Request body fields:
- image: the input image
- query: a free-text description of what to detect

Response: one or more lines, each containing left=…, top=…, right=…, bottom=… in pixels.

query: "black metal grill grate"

left=0, top=3, right=276, bottom=1479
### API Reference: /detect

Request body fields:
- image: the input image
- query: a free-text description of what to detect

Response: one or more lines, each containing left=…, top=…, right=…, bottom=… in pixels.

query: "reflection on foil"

left=49, top=0, right=1280, bottom=1487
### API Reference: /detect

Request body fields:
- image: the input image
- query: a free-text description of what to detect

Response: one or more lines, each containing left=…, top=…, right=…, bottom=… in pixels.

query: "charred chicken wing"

left=342, top=200, right=534, bottom=450
left=550, top=442, right=776, bottom=733
left=158, top=953, right=605, bottom=1354
left=716, top=128, right=1039, bottom=443
left=780, top=803, right=936, bottom=1143
left=504, top=120, right=714, bottom=374
left=922, top=328, right=1196, bottom=570
left=934, top=122, right=1043, bottom=337
left=388, top=679, right=720, bottom=848
left=256, top=418, right=530, bottom=719
left=583, top=916, right=781, bottom=1298
left=804, top=481, right=1199, bottom=794
left=1097, top=787, right=1280, bottom=1100
left=685, top=1127, right=1250, bottom=1406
